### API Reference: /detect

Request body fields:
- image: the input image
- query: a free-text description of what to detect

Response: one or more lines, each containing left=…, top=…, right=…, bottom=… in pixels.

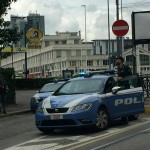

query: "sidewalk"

left=0, top=90, right=37, bottom=118
left=0, top=90, right=150, bottom=118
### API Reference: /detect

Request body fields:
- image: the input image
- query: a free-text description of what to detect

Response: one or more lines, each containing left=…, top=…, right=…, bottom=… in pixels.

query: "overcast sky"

left=4, top=0, right=150, bottom=42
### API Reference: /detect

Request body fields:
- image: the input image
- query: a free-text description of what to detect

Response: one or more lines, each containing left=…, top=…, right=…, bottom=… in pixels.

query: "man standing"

left=0, top=74, right=8, bottom=114
left=115, top=56, right=132, bottom=124
left=115, top=56, right=132, bottom=81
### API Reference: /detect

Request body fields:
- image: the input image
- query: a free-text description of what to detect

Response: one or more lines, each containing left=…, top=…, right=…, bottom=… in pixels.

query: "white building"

left=1, top=32, right=150, bottom=78
left=1, top=32, right=109, bottom=78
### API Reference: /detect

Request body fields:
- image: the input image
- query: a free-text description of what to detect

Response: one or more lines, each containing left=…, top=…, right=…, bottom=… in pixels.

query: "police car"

left=35, top=72, right=144, bottom=133
left=30, top=80, right=65, bottom=112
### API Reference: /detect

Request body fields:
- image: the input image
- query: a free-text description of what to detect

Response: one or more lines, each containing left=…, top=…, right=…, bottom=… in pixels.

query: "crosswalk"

left=5, top=117, right=150, bottom=150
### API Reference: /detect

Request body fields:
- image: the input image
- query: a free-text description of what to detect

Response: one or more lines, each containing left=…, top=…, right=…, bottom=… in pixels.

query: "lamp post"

left=82, top=5, right=87, bottom=72
left=107, top=0, right=111, bottom=69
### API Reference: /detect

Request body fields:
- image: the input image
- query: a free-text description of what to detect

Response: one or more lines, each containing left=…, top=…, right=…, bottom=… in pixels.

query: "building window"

left=62, top=40, right=66, bottom=44
left=87, top=50, right=91, bottom=56
left=70, top=61, right=76, bottom=66
left=97, top=60, right=99, bottom=66
left=100, top=46, right=102, bottom=54
left=56, top=50, right=61, bottom=58
left=45, top=41, right=49, bottom=47
left=140, top=55, right=150, bottom=65
left=74, top=40, right=79, bottom=44
left=148, top=44, right=150, bottom=51
left=87, top=60, right=93, bottom=66
left=55, top=41, right=59, bottom=44
left=103, top=60, right=108, bottom=65
left=66, top=50, right=71, bottom=56
left=76, top=50, right=81, bottom=56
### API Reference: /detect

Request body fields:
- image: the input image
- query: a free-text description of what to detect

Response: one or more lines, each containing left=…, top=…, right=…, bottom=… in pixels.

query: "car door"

left=102, top=74, right=144, bottom=119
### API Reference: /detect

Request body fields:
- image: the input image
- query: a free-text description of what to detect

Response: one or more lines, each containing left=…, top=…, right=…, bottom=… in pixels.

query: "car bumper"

left=35, top=108, right=97, bottom=129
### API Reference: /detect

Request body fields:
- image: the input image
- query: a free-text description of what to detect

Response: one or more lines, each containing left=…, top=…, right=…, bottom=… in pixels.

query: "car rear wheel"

left=95, top=109, right=109, bottom=131
left=38, top=128, right=54, bottom=134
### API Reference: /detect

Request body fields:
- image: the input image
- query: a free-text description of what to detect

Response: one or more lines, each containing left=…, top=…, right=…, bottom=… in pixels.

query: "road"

left=0, top=113, right=150, bottom=150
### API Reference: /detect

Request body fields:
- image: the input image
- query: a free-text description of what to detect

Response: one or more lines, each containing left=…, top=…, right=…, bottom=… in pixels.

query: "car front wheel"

left=95, top=109, right=109, bottom=131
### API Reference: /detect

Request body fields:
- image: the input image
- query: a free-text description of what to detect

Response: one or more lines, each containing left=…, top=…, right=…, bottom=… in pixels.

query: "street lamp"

left=81, top=5, right=87, bottom=72
left=107, top=0, right=111, bottom=69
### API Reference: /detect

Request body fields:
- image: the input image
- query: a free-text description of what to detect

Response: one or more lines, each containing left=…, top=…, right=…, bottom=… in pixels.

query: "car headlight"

left=36, top=106, right=43, bottom=112
left=71, top=103, right=92, bottom=112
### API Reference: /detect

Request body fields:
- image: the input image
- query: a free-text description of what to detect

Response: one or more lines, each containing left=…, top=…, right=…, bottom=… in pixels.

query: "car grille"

left=46, top=108, right=69, bottom=114
left=41, top=119, right=76, bottom=126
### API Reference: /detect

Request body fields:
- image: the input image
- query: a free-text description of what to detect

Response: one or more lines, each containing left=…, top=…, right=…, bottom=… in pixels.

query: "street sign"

left=26, top=28, right=43, bottom=43
left=112, top=20, right=129, bottom=37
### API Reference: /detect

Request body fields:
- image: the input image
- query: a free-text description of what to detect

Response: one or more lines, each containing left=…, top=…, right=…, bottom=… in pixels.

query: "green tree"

left=0, top=0, right=21, bottom=52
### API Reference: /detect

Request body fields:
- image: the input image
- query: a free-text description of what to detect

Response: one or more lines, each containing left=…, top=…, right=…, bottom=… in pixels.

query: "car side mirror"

left=112, top=86, right=121, bottom=94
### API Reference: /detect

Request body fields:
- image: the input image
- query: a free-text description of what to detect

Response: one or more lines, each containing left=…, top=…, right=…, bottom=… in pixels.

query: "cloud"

left=4, top=0, right=150, bottom=41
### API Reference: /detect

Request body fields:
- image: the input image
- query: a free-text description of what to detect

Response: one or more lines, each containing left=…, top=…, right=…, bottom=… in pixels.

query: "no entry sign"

left=112, top=20, right=129, bottom=37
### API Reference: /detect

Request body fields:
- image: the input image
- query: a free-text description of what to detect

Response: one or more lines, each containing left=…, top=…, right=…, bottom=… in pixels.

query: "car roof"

left=44, top=81, right=66, bottom=86
left=70, top=75, right=111, bottom=81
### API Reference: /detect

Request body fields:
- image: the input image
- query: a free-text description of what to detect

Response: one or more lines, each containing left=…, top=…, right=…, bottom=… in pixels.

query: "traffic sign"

left=112, top=20, right=129, bottom=37
left=26, top=28, right=43, bottom=43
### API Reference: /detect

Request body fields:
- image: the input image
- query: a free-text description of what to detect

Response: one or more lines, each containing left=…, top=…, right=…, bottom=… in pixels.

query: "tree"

left=0, top=0, right=21, bottom=52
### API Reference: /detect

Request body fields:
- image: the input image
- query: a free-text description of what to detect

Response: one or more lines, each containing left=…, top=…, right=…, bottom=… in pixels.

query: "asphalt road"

left=0, top=113, right=150, bottom=150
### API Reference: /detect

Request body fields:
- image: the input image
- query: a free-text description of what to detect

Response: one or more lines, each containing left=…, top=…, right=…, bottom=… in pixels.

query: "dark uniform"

left=117, top=64, right=132, bottom=89
left=117, top=64, right=132, bottom=78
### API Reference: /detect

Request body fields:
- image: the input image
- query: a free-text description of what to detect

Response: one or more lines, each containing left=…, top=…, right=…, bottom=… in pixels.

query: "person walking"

left=0, top=74, right=8, bottom=114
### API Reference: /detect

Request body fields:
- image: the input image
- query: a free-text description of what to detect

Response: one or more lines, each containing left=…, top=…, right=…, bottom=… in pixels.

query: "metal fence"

left=140, top=74, right=150, bottom=98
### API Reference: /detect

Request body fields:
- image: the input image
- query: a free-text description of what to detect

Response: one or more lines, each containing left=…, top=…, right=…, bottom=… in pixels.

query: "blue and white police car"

left=35, top=72, right=144, bottom=133
left=30, top=81, right=65, bottom=112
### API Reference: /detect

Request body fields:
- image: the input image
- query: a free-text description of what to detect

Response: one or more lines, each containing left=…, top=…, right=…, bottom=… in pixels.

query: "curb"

left=0, top=110, right=31, bottom=118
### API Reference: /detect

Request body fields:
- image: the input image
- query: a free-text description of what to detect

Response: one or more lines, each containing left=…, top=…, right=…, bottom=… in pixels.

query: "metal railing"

left=140, top=74, right=150, bottom=98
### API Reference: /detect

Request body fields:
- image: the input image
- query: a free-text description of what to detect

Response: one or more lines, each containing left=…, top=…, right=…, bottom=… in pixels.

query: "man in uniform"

left=115, top=56, right=132, bottom=124
left=115, top=56, right=132, bottom=81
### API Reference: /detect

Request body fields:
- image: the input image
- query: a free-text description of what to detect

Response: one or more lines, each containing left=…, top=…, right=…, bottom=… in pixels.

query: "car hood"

left=42, top=93, right=99, bottom=108
left=33, top=92, right=53, bottom=99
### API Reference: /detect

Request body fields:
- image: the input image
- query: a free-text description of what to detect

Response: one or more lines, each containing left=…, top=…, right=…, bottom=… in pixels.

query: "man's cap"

left=115, top=56, right=124, bottom=62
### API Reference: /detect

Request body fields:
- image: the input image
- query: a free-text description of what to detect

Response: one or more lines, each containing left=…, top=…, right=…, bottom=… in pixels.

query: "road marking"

left=5, top=119, right=150, bottom=150
left=65, top=120, right=150, bottom=150
left=90, top=127, right=150, bottom=150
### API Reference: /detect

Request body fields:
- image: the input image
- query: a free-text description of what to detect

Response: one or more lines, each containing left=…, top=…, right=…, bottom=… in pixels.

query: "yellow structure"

left=1, top=47, right=27, bottom=52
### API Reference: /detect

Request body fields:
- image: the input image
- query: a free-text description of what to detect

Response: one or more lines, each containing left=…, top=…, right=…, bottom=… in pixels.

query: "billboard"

left=132, top=11, right=150, bottom=44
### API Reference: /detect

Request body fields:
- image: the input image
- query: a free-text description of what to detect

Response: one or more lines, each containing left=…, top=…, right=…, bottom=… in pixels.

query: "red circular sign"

left=112, top=20, right=129, bottom=37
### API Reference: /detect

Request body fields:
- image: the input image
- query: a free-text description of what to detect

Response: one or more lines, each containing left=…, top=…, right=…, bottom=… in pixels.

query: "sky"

left=4, top=0, right=150, bottom=42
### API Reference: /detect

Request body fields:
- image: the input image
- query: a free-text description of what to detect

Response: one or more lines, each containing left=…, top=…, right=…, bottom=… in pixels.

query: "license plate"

left=51, top=114, right=63, bottom=120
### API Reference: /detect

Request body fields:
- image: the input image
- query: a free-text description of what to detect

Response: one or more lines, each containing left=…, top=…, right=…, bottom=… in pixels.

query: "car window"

left=39, top=82, right=64, bottom=92
left=55, top=79, right=104, bottom=95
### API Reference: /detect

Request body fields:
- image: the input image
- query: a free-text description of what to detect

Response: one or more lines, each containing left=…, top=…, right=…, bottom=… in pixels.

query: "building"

left=1, top=32, right=109, bottom=78
left=1, top=31, right=150, bottom=77
left=10, top=13, right=45, bottom=48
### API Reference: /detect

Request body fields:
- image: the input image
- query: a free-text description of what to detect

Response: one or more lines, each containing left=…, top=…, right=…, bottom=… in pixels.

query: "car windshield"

left=39, top=82, right=64, bottom=93
left=54, top=78, right=104, bottom=95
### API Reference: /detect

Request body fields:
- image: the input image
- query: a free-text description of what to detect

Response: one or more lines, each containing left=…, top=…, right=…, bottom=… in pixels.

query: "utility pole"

left=116, top=0, right=120, bottom=56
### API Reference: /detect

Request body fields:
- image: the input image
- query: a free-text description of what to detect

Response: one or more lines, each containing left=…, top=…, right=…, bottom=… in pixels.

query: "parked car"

left=30, top=81, right=65, bottom=112
left=35, top=73, right=144, bottom=133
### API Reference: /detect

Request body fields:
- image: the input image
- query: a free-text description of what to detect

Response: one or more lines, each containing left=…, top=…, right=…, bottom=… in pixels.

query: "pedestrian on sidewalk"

left=0, top=74, right=8, bottom=114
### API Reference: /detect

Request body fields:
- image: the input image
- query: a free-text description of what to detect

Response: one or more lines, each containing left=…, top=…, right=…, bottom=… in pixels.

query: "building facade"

left=1, top=31, right=150, bottom=77
left=1, top=32, right=109, bottom=78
